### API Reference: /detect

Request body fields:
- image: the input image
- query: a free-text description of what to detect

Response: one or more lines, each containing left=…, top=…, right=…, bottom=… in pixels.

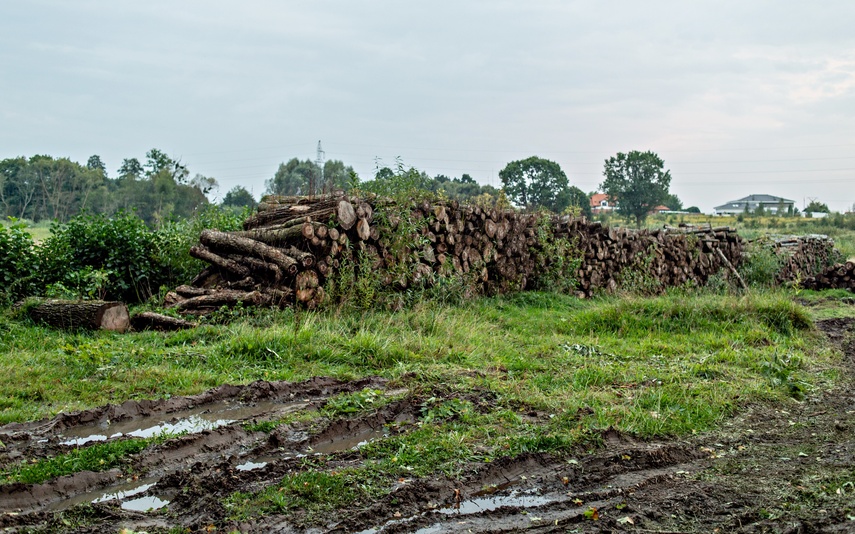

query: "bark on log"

left=131, top=312, right=197, bottom=331
left=190, top=245, right=252, bottom=279
left=23, top=299, right=130, bottom=332
left=174, top=290, right=264, bottom=311
left=200, top=230, right=298, bottom=274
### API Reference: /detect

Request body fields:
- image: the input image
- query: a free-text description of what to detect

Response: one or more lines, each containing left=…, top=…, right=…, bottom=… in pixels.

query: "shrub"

left=0, top=220, right=39, bottom=303
left=38, top=211, right=161, bottom=302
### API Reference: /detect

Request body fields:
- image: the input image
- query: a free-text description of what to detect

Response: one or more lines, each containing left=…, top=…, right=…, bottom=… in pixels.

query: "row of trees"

left=0, top=150, right=213, bottom=225
left=498, top=151, right=675, bottom=225
left=1, top=148, right=678, bottom=227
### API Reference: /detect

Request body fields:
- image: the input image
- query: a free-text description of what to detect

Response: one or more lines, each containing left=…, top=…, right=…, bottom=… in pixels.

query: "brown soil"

left=1, top=321, right=854, bottom=533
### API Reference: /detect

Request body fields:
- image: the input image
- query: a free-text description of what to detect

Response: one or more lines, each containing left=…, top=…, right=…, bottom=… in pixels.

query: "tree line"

left=1, top=148, right=682, bottom=227
left=0, top=150, right=213, bottom=225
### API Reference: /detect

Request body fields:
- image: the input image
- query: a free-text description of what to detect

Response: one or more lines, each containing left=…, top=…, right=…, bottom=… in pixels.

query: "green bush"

left=0, top=220, right=39, bottom=303
left=38, top=212, right=163, bottom=302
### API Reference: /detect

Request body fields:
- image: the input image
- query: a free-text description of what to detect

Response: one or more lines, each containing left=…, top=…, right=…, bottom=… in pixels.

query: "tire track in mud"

left=0, top=376, right=388, bottom=518
left=323, top=439, right=707, bottom=534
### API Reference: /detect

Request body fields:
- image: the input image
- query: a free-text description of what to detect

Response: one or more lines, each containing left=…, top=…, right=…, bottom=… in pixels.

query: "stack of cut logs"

left=759, top=234, right=842, bottom=284
left=555, top=221, right=744, bottom=295
left=166, top=194, right=755, bottom=313
left=801, top=261, right=855, bottom=291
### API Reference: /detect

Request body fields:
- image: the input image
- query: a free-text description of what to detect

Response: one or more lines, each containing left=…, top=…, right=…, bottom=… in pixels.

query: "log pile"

left=556, top=221, right=744, bottom=295
left=801, top=261, right=855, bottom=291
left=761, top=234, right=841, bottom=284
left=167, top=194, right=753, bottom=313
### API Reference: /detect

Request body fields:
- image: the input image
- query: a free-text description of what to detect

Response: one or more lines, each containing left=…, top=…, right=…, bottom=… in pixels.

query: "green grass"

left=2, top=288, right=852, bottom=520
left=0, top=438, right=150, bottom=485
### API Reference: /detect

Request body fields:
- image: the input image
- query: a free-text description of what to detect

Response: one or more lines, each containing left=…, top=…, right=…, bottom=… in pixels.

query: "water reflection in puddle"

left=354, top=490, right=555, bottom=534
left=307, top=427, right=386, bottom=454
left=121, top=494, right=170, bottom=511
left=235, top=461, right=268, bottom=471
left=47, top=477, right=160, bottom=511
left=60, top=400, right=308, bottom=446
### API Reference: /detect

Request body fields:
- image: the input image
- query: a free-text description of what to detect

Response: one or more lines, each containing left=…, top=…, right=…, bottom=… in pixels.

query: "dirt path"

left=1, top=320, right=853, bottom=533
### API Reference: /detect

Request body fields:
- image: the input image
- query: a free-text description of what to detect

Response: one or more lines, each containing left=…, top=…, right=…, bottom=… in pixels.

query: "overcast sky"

left=2, top=1, right=854, bottom=212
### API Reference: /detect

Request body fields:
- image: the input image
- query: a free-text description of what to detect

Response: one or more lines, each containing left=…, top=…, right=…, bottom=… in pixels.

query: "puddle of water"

left=121, top=494, right=170, bottom=512
left=60, top=400, right=307, bottom=446
left=360, top=490, right=554, bottom=533
left=236, top=461, right=268, bottom=471
left=436, top=491, right=553, bottom=515
left=307, top=427, right=386, bottom=455
left=92, top=482, right=155, bottom=504
left=47, top=477, right=160, bottom=511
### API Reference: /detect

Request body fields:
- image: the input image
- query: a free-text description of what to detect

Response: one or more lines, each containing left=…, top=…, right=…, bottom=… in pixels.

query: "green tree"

left=265, top=158, right=318, bottom=196
left=221, top=185, right=257, bottom=209
left=600, top=150, right=672, bottom=227
left=557, top=185, right=592, bottom=218
left=805, top=200, right=830, bottom=213
left=322, top=160, right=356, bottom=192
left=118, top=158, right=143, bottom=179
left=499, top=156, right=571, bottom=212
left=86, top=155, right=107, bottom=177
left=686, top=206, right=701, bottom=213
left=664, top=193, right=683, bottom=211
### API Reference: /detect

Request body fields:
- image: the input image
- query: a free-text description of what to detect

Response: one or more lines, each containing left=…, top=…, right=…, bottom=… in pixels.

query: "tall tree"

left=86, top=155, right=107, bottom=177
left=600, top=150, right=672, bottom=227
left=118, top=158, right=143, bottom=179
left=499, top=156, right=571, bottom=212
left=265, top=158, right=318, bottom=196
left=221, top=185, right=257, bottom=209
left=322, top=159, right=356, bottom=192
left=557, top=185, right=593, bottom=218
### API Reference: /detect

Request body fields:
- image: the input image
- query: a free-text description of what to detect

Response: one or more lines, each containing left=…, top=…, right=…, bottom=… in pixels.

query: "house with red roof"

left=590, top=193, right=615, bottom=214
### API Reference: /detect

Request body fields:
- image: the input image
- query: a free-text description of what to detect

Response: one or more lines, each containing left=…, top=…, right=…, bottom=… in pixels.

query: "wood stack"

left=168, top=196, right=755, bottom=314
left=554, top=221, right=743, bottom=296
left=763, top=234, right=841, bottom=284
left=801, top=261, right=855, bottom=291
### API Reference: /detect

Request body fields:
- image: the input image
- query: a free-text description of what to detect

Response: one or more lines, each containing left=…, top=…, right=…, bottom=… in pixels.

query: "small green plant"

left=738, top=242, right=785, bottom=288
left=322, top=388, right=384, bottom=417
left=420, top=397, right=474, bottom=423
left=530, top=212, right=582, bottom=294
left=761, top=352, right=807, bottom=400
left=618, top=245, right=660, bottom=294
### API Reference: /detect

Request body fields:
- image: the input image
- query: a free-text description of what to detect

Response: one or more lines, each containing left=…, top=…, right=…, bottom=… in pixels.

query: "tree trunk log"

left=131, top=311, right=197, bottom=331
left=190, top=244, right=252, bottom=279
left=24, top=299, right=130, bottom=332
left=200, top=229, right=298, bottom=274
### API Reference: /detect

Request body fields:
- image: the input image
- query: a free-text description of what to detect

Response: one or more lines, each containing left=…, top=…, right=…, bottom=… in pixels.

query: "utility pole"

left=314, top=140, right=325, bottom=195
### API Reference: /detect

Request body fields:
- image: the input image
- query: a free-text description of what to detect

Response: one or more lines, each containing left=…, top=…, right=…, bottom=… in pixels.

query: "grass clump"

left=0, top=438, right=149, bottom=485
left=225, top=468, right=379, bottom=523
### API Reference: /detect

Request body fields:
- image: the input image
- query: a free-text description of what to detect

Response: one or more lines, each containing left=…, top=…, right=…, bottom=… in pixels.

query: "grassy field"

left=0, top=289, right=839, bottom=439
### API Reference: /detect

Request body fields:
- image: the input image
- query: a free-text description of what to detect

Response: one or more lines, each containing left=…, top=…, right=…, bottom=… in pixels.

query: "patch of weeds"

left=225, top=468, right=375, bottom=523
left=322, top=388, right=385, bottom=417
left=618, top=245, right=660, bottom=295
left=0, top=438, right=149, bottom=485
left=361, top=424, right=478, bottom=477
left=760, top=352, right=808, bottom=400
left=420, top=397, right=474, bottom=424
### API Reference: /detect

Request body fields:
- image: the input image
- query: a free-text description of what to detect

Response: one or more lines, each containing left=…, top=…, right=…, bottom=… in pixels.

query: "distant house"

left=713, top=194, right=795, bottom=216
left=650, top=205, right=670, bottom=214
left=590, top=193, right=616, bottom=214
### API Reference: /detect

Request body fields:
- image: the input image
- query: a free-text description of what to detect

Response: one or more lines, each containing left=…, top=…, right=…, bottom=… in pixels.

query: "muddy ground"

left=1, top=319, right=854, bottom=533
